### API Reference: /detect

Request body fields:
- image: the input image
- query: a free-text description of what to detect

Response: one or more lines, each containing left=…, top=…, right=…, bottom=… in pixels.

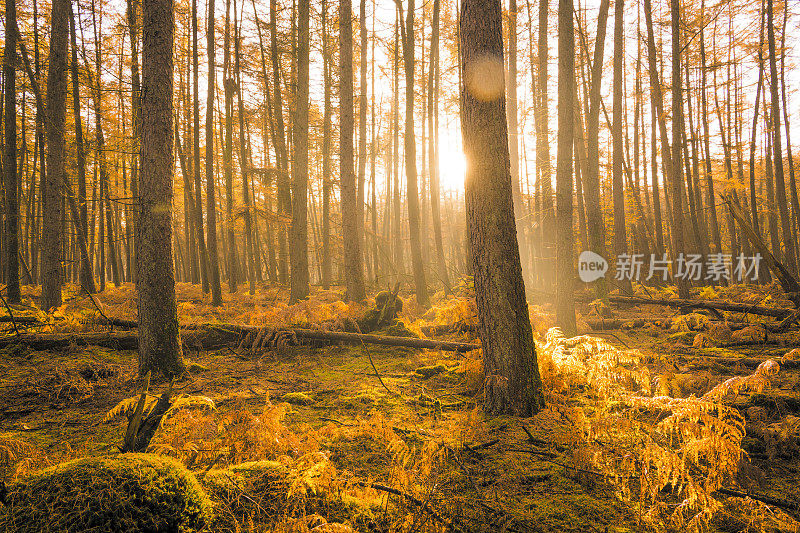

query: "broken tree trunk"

left=609, top=295, right=794, bottom=319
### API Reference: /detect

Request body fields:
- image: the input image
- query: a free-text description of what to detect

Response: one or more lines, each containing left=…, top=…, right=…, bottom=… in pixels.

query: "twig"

left=367, top=482, right=452, bottom=529
left=0, top=286, right=20, bottom=337
left=587, top=331, right=630, bottom=348
left=81, top=284, right=114, bottom=332
left=320, top=416, right=356, bottom=427
left=353, top=322, right=398, bottom=396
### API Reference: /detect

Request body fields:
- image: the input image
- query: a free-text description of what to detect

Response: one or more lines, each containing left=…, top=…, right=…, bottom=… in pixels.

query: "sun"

left=437, top=142, right=467, bottom=193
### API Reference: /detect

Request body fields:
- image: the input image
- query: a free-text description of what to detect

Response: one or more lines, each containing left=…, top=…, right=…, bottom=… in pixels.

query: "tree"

left=192, top=0, right=210, bottom=293
left=555, top=0, right=575, bottom=334
left=670, top=0, right=689, bottom=298
left=340, top=0, right=366, bottom=301
left=206, top=0, right=223, bottom=306
left=42, top=0, right=70, bottom=311
left=460, top=0, right=545, bottom=416
left=766, top=0, right=797, bottom=274
left=5, top=0, right=20, bottom=302
left=611, top=0, right=631, bottom=294
left=290, top=0, right=310, bottom=302
left=321, top=0, right=332, bottom=290
left=583, top=0, right=609, bottom=293
left=428, top=0, right=449, bottom=291
left=137, top=0, right=185, bottom=377
left=396, top=0, right=430, bottom=308
left=68, top=1, right=96, bottom=294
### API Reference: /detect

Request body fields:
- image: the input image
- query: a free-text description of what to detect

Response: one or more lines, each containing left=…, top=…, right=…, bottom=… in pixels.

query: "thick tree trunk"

left=42, top=0, right=69, bottom=311
left=137, top=0, right=185, bottom=377
left=460, top=0, right=544, bottom=416
left=289, top=0, right=310, bottom=302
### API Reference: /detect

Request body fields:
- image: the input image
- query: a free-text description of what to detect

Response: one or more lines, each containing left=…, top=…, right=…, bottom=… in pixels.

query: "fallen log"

left=609, top=295, right=794, bottom=319
left=0, top=332, right=139, bottom=351
left=193, top=324, right=481, bottom=353
left=0, top=325, right=482, bottom=353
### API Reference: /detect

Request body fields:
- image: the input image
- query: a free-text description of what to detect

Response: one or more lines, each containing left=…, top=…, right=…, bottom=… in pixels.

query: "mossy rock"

left=380, top=320, right=417, bottom=338
left=414, top=363, right=448, bottom=379
left=202, top=461, right=289, bottom=518
left=282, top=392, right=316, bottom=405
left=0, top=453, right=211, bottom=533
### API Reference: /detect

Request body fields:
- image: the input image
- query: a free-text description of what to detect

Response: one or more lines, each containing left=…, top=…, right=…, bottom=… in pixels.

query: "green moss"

left=414, top=363, right=448, bottom=379
left=381, top=320, right=417, bottom=338
left=0, top=453, right=211, bottom=533
left=282, top=392, right=316, bottom=405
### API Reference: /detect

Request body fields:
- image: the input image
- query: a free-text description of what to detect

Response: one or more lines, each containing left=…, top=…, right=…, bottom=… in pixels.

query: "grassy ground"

left=1, top=281, right=799, bottom=532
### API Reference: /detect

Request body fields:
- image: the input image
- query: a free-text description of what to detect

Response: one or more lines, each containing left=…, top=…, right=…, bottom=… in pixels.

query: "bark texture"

left=460, top=0, right=544, bottom=416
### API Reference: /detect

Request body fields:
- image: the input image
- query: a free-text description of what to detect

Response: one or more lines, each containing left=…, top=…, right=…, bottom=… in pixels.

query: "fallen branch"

left=609, top=295, right=794, bottom=319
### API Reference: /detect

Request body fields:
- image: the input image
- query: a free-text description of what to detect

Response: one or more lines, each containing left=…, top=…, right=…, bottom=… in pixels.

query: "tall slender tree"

left=290, top=0, right=310, bottom=301
left=206, top=0, right=222, bottom=305
left=611, top=0, right=631, bottom=293
left=5, top=0, right=20, bottom=302
left=670, top=0, right=689, bottom=298
left=555, top=0, right=576, bottom=333
left=396, top=0, right=430, bottom=307
left=341, top=0, right=366, bottom=301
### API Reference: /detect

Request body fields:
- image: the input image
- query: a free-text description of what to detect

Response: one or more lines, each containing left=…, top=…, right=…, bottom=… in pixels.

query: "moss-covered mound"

left=0, top=453, right=211, bottom=533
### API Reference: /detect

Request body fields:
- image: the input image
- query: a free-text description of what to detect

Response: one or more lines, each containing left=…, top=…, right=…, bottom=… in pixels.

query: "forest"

left=1, top=0, right=800, bottom=530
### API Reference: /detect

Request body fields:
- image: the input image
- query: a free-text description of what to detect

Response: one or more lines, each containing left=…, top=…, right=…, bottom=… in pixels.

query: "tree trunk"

left=4, top=0, right=20, bottom=301
left=766, top=0, right=797, bottom=274
left=321, top=0, right=332, bottom=289
left=42, top=0, right=69, bottom=311
left=611, top=0, right=631, bottom=293
left=584, top=0, right=609, bottom=291
left=396, top=0, right=430, bottom=307
left=270, top=0, right=290, bottom=284
left=206, top=0, right=222, bottom=305
left=138, top=0, right=185, bottom=377
left=223, top=0, right=237, bottom=292
left=192, top=0, right=210, bottom=292
left=555, top=0, right=575, bottom=334
left=290, top=0, right=310, bottom=302
left=234, top=7, right=256, bottom=295
left=127, top=0, right=140, bottom=285
left=460, top=0, right=544, bottom=416
left=669, top=0, right=689, bottom=298
left=428, top=0, right=449, bottom=291
left=341, top=0, right=366, bottom=301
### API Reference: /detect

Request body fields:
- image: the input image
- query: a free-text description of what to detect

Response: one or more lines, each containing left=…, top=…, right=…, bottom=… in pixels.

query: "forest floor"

left=1, top=280, right=799, bottom=532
